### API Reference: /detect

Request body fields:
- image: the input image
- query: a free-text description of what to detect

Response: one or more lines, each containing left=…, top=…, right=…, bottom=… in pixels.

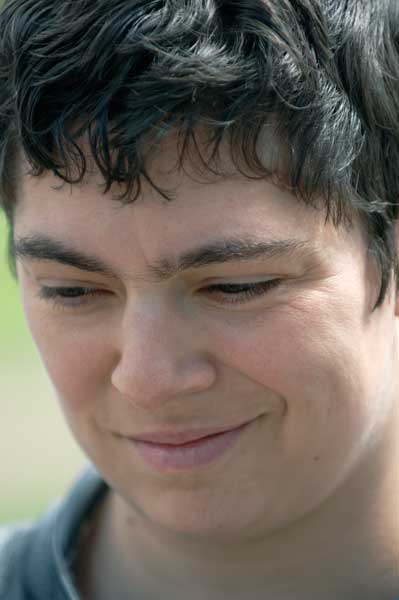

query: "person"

left=0, top=0, right=398, bottom=598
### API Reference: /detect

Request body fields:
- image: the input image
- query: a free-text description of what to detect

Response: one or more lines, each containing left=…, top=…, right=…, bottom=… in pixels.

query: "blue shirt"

left=0, top=465, right=108, bottom=599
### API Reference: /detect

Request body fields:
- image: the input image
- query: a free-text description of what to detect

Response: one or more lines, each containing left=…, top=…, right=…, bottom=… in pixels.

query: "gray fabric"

left=0, top=465, right=108, bottom=600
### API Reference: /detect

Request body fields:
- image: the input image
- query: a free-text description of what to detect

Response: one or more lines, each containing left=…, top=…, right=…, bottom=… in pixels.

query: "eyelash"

left=36, top=279, right=282, bottom=311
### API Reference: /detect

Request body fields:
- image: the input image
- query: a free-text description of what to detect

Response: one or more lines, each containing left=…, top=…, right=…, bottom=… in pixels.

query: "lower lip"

left=131, top=420, right=254, bottom=472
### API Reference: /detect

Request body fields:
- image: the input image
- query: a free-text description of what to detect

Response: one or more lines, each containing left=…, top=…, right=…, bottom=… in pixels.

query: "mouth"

left=125, top=418, right=259, bottom=472
left=129, top=418, right=258, bottom=445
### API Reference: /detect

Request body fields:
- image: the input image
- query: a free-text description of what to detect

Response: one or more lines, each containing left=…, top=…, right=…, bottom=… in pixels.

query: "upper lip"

left=126, top=418, right=256, bottom=446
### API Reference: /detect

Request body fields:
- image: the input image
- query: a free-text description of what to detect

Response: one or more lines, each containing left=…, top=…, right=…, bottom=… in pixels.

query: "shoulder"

left=0, top=521, right=33, bottom=564
left=0, top=520, right=36, bottom=599
left=0, top=499, right=75, bottom=600
left=0, top=466, right=108, bottom=600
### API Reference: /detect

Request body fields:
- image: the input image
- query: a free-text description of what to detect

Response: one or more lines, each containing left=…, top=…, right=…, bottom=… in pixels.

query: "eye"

left=36, top=286, right=108, bottom=310
left=201, top=279, right=282, bottom=305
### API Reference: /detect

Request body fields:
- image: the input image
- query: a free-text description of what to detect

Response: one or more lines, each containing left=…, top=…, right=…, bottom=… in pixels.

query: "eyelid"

left=36, top=276, right=112, bottom=287
left=36, top=277, right=283, bottom=312
left=202, top=279, right=282, bottom=301
left=36, top=285, right=110, bottom=311
left=38, top=286, right=100, bottom=297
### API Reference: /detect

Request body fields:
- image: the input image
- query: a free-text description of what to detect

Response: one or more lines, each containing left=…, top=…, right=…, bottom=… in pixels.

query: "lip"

left=129, top=419, right=256, bottom=445
left=127, top=418, right=258, bottom=472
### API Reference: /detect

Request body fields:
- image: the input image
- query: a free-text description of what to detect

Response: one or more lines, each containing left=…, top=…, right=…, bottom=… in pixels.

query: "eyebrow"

left=13, top=233, right=314, bottom=282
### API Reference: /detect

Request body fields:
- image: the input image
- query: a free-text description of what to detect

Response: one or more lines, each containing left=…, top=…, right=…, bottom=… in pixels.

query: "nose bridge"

left=111, top=301, right=216, bottom=408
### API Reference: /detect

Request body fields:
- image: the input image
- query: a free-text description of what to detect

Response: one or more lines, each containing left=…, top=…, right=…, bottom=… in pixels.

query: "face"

left=14, top=141, right=398, bottom=544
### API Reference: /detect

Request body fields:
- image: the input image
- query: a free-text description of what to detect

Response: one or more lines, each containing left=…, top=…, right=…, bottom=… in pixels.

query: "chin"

left=140, top=489, right=266, bottom=544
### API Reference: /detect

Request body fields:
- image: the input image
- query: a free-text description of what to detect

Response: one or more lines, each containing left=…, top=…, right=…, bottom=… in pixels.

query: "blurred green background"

left=0, top=212, right=85, bottom=525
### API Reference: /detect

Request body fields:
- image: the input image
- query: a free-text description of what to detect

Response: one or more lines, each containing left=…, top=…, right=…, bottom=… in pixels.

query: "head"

left=0, top=0, right=398, bottom=541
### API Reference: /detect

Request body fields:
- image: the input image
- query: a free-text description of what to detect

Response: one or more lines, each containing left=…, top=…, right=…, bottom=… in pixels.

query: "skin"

left=13, top=137, right=399, bottom=600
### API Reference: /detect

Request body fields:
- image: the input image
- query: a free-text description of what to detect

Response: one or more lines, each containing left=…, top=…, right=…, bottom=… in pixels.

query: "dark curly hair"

left=0, top=0, right=398, bottom=309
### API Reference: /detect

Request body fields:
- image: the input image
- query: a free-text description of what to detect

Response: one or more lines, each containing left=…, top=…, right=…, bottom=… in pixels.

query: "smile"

left=128, top=419, right=256, bottom=472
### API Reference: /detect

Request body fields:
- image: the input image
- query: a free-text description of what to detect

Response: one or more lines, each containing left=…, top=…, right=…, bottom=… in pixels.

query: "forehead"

left=14, top=134, right=365, bottom=270
left=15, top=127, right=292, bottom=228
left=16, top=174, right=323, bottom=246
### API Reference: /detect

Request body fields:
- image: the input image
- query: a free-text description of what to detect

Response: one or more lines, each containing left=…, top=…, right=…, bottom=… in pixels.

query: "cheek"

left=207, top=295, right=380, bottom=468
left=209, top=297, right=365, bottom=396
left=24, top=307, right=114, bottom=415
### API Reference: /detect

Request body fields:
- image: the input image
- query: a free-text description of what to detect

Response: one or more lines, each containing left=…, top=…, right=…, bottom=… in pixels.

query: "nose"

left=111, top=305, right=217, bottom=410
